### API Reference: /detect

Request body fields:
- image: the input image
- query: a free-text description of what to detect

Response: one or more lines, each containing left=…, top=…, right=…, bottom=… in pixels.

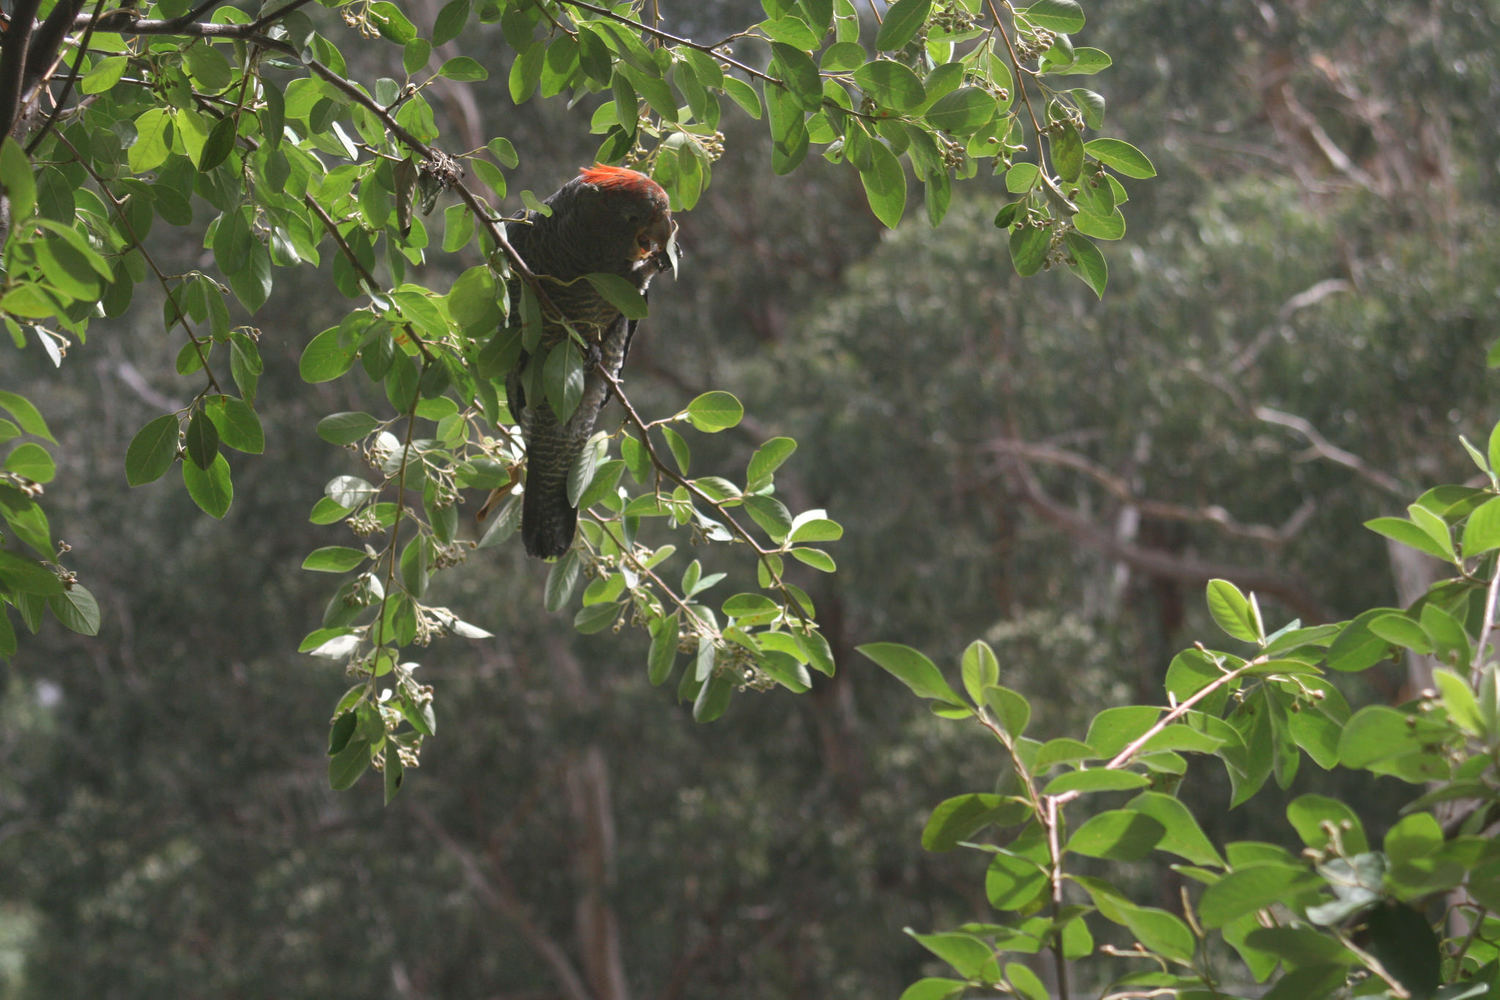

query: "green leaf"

left=5, top=442, right=54, bottom=483
left=921, top=793, right=1030, bottom=851
left=0, top=138, right=36, bottom=222
left=897, top=979, right=968, bottom=1000
left=685, top=391, right=743, bottom=432
left=544, top=548, right=581, bottom=609
left=875, top=0, right=932, bottom=50
left=983, top=684, right=1030, bottom=735
left=1050, top=122, right=1084, bottom=182
left=647, top=613, right=679, bottom=685
left=1327, top=608, right=1402, bottom=672
left=0, top=488, right=53, bottom=559
left=1338, top=704, right=1439, bottom=770
left=300, top=325, right=362, bottom=383
left=768, top=42, right=821, bottom=109
left=583, top=272, right=648, bottom=319
left=543, top=341, right=585, bottom=423
left=858, top=642, right=963, bottom=705
left=693, top=665, right=734, bottom=722
left=1367, top=612, right=1431, bottom=654
left=1084, top=137, right=1156, bottom=178
left=129, top=108, right=172, bottom=173
left=1084, top=705, right=1160, bottom=757
left=1115, top=905, right=1195, bottom=965
left=1434, top=668, right=1484, bottom=736
left=765, top=82, right=809, bottom=174
left=403, top=37, right=431, bottom=73
left=1033, top=737, right=1095, bottom=769
left=1125, top=791, right=1225, bottom=866
left=1206, top=578, right=1259, bottom=642
left=302, top=546, right=369, bottom=573
left=182, top=452, right=233, bottom=518
left=125, top=414, right=180, bottom=486
left=1060, top=46, right=1112, bottom=75
left=1063, top=231, right=1106, bottom=298
left=960, top=639, right=999, bottom=704
left=1461, top=495, right=1500, bottom=556
left=854, top=60, right=926, bottom=112
left=1023, top=0, right=1084, bottom=32
left=650, top=426, right=688, bottom=478
left=1364, top=901, right=1442, bottom=999
left=203, top=395, right=264, bottom=454
left=859, top=139, right=907, bottom=228
left=509, top=38, right=546, bottom=103
left=1008, top=224, right=1049, bottom=276
left=906, top=930, right=997, bottom=980
left=0, top=550, right=62, bottom=595
left=1065, top=809, right=1164, bottom=860
left=328, top=737, right=371, bottom=790
left=747, top=436, right=797, bottom=487
left=1199, top=864, right=1318, bottom=928
left=184, top=409, right=219, bottom=470
left=720, top=76, right=760, bottom=123
left=1365, top=516, right=1455, bottom=562
left=567, top=432, right=609, bottom=507
left=924, top=87, right=994, bottom=136
left=1408, top=502, right=1459, bottom=561
left=760, top=15, right=821, bottom=49
left=0, top=390, right=55, bottom=442
left=985, top=852, right=1048, bottom=910
left=1042, top=768, right=1149, bottom=795
left=1074, top=206, right=1126, bottom=240
left=744, top=494, right=792, bottom=539
left=821, top=41, right=864, bottom=72
left=317, top=411, right=379, bottom=445
left=49, top=584, right=100, bottom=635
left=1286, top=794, right=1368, bottom=853
left=432, top=0, right=469, bottom=45
left=438, top=56, right=487, bottom=81
left=198, top=116, right=238, bottom=171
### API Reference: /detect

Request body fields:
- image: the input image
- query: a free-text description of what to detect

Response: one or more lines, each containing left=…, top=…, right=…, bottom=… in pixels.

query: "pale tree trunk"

left=1386, top=538, right=1443, bottom=696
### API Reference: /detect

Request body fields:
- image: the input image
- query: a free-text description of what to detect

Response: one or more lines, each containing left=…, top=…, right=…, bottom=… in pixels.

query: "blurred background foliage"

left=4, top=0, right=1500, bottom=996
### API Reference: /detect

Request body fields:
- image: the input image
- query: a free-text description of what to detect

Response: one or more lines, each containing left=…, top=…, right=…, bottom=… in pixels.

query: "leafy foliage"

left=872, top=421, right=1500, bottom=997
left=0, top=0, right=1138, bottom=792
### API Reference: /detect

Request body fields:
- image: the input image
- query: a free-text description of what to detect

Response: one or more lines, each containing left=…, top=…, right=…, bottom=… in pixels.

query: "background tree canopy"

left=2, top=0, right=1500, bottom=997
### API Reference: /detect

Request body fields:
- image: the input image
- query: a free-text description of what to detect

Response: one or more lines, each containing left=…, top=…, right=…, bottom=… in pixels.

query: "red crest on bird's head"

left=578, top=164, right=668, bottom=205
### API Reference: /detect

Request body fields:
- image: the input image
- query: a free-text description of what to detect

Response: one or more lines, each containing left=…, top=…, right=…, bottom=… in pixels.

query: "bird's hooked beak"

left=637, top=212, right=680, bottom=280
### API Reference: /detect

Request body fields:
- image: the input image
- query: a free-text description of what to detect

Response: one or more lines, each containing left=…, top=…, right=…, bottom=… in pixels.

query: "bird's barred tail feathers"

left=521, top=475, right=578, bottom=559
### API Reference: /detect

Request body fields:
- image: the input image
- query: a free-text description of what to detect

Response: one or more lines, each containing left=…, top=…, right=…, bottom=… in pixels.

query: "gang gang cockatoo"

left=502, top=165, right=678, bottom=559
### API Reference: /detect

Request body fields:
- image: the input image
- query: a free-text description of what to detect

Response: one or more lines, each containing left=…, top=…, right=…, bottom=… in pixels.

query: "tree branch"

left=1002, top=456, right=1332, bottom=622
left=987, top=436, right=1302, bottom=546
left=1253, top=405, right=1406, bottom=498
left=0, top=0, right=45, bottom=138
left=409, top=806, right=595, bottom=1000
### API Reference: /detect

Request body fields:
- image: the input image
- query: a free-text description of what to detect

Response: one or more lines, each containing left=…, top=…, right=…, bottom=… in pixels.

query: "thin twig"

left=987, top=0, right=1046, bottom=142
left=558, top=0, right=775, bottom=85
left=27, top=0, right=106, bottom=154
left=599, top=366, right=817, bottom=625
left=1473, top=559, right=1500, bottom=686
left=246, top=0, right=317, bottom=32
left=370, top=368, right=425, bottom=652
left=51, top=129, right=222, bottom=394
